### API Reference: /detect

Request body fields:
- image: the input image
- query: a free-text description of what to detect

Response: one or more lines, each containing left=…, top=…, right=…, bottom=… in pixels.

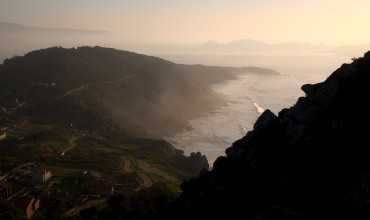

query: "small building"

left=26, top=197, right=41, bottom=219
left=0, top=132, right=7, bottom=141
left=0, top=181, right=12, bottom=199
left=42, top=169, right=53, bottom=183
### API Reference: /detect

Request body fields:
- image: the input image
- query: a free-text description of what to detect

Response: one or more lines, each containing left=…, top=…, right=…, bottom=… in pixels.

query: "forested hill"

left=0, top=46, right=277, bottom=138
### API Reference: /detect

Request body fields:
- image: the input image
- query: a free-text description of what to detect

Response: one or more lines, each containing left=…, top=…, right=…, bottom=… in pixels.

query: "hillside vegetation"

left=0, top=46, right=277, bottom=219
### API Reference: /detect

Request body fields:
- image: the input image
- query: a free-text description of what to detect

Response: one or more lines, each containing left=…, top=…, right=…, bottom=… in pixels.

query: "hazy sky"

left=1, top=0, right=370, bottom=45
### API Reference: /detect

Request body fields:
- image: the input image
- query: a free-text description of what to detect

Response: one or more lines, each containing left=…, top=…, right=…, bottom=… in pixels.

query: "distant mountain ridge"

left=197, top=39, right=370, bottom=59
left=0, top=22, right=110, bottom=62
left=0, top=21, right=108, bottom=35
left=199, top=38, right=331, bottom=55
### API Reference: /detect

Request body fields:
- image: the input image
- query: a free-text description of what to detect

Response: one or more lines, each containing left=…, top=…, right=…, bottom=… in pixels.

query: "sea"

left=164, top=54, right=351, bottom=164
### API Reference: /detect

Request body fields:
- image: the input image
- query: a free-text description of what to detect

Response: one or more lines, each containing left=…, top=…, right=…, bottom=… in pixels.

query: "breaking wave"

left=253, top=102, right=265, bottom=114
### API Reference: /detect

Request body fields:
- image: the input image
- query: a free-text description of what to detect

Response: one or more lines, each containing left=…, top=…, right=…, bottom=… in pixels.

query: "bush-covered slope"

left=0, top=46, right=277, bottom=138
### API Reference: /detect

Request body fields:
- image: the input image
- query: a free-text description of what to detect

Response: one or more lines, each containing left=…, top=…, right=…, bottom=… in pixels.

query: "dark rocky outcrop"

left=161, top=52, right=370, bottom=219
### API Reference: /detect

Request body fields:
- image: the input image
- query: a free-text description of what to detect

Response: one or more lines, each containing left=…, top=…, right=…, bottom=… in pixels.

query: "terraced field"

left=0, top=120, right=207, bottom=218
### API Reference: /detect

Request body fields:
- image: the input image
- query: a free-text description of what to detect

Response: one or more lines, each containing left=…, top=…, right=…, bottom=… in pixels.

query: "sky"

left=1, top=0, right=370, bottom=45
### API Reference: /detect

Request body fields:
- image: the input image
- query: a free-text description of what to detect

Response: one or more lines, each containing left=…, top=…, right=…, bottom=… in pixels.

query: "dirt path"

left=63, top=199, right=106, bottom=218
left=103, top=75, right=136, bottom=86
left=137, top=160, right=178, bottom=182
left=57, top=84, right=89, bottom=100
left=137, top=173, right=153, bottom=189
left=0, top=105, right=8, bottom=113
left=61, top=137, right=79, bottom=156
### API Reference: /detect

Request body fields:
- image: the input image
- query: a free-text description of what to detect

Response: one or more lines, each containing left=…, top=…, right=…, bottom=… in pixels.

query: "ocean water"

left=167, top=70, right=330, bottom=164
left=160, top=52, right=353, bottom=165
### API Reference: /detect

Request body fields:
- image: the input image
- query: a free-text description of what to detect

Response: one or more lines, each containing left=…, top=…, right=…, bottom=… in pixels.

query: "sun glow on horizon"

left=1, top=0, right=370, bottom=46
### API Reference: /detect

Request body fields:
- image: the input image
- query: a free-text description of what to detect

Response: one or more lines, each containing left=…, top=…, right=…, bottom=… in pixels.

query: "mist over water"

left=0, top=22, right=355, bottom=164
left=167, top=67, right=333, bottom=164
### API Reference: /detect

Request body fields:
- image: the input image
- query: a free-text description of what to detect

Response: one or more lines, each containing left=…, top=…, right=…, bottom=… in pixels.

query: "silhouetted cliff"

left=161, top=52, right=370, bottom=219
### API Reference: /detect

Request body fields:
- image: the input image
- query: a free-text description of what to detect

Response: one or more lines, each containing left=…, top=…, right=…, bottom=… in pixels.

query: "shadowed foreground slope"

left=163, top=52, right=370, bottom=219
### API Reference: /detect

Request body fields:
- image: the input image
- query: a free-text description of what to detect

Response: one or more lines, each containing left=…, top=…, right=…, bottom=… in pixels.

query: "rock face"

left=163, top=52, right=370, bottom=219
